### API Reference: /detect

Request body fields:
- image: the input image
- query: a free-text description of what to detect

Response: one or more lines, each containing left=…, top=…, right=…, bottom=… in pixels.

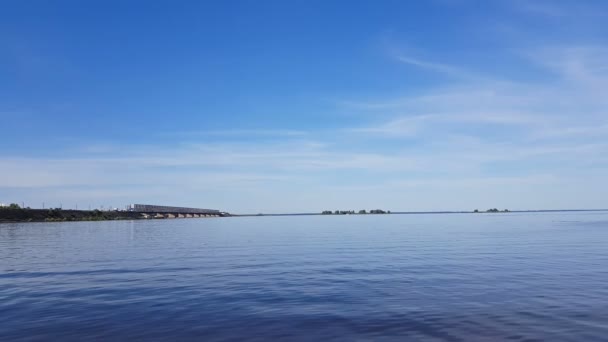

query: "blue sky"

left=2, top=0, right=608, bottom=213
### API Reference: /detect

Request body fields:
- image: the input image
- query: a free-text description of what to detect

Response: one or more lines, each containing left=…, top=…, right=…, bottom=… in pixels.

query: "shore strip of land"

left=0, top=208, right=225, bottom=224
left=234, top=209, right=608, bottom=217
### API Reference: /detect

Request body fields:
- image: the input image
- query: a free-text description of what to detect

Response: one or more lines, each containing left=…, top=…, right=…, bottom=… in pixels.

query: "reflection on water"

left=1, top=213, right=608, bottom=341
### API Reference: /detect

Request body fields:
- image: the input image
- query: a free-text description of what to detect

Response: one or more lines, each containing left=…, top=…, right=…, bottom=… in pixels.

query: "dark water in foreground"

left=1, top=213, right=608, bottom=341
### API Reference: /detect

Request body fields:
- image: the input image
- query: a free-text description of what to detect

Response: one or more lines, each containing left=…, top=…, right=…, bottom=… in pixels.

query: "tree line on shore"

left=321, top=209, right=390, bottom=215
left=474, top=208, right=510, bottom=213
left=0, top=203, right=26, bottom=210
left=0, top=204, right=144, bottom=223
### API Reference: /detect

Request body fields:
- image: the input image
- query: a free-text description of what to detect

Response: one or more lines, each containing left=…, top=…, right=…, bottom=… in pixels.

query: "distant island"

left=320, top=208, right=509, bottom=215
left=320, top=208, right=513, bottom=215
left=321, top=209, right=391, bottom=215
left=474, top=208, right=510, bottom=213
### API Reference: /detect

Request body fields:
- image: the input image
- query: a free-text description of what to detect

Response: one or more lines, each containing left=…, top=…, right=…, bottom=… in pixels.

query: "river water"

left=1, top=212, right=608, bottom=341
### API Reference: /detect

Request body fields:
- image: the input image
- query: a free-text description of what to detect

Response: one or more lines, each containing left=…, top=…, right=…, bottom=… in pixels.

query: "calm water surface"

left=1, top=213, right=608, bottom=341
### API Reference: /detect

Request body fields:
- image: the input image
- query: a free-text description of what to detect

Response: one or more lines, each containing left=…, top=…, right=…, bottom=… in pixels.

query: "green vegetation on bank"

left=321, top=209, right=391, bottom=215
left=0, top=203, right=24, bottom=210
left=0, top=206, right=144, bottom=223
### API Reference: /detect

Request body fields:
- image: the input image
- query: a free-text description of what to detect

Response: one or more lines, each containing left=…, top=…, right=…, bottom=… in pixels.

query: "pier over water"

left=127, top=204, right=228, bottom=218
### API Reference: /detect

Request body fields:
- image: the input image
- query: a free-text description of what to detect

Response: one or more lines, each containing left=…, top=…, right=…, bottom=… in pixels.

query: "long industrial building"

left=127, top=204, right=221, bottom=215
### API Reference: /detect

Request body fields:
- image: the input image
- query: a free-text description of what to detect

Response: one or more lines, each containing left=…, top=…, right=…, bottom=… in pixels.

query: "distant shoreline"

left=234, top=209, right=608, bottom=217
left=2, top=208, right=607, bottom=224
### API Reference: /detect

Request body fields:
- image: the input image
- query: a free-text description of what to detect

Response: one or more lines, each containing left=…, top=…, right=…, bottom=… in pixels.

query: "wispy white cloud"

left=527, top=47, right=608, bottom=91
left=162, top=129, right=308, bottom=138
left=2, top=130, right=607, bottom=212
left=511, top=0, right=608, bottom=18
left=530, top=124, right=608, bottom=140
left=513, top=1, right=569, bottom=17
left=395, top=55, right=477, bottom=79
left=346, top=44, right=608, bottom=147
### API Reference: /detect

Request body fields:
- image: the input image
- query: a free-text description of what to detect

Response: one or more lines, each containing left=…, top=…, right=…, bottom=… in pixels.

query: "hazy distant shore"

left=234, top=209, right=608, bottom=217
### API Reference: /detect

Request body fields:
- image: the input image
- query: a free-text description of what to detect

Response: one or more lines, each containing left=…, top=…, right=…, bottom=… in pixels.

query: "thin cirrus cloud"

left=348, top=45, right=608, bottom=142
left=162, top=129, right=309, bottom=138
left=394, top=56, right=479, bottom=80
left=511, top=0, right=608, bottom=18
